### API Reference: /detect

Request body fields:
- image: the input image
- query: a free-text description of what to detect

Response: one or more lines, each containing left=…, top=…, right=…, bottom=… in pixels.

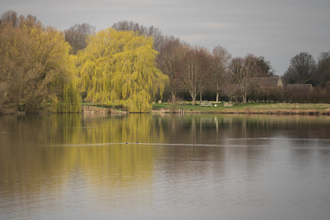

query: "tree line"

left=109, top=21, right=330, bottom=104
left=0, top=11, right=167, bottom=113
left=1, top=10, right=330, bottom=114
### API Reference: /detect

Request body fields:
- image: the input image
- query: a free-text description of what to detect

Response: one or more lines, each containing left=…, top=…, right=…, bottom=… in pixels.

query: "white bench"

left=224, top=102, right=233, bottom=107
left=201, top=102, right=212, bottom=107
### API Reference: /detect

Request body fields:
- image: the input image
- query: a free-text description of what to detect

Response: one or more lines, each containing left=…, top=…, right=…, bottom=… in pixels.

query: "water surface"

left=1, top=114, right=330, bottom=220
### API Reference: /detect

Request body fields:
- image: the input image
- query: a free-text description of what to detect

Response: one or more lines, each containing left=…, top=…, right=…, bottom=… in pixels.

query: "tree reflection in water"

left=0, top=114, right=330, bottom=219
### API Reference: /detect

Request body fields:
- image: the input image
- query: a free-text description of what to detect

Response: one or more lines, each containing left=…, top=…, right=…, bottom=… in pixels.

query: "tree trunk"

left=171, top=92, right=176, bottom=104
left=200, top=91, right=203, bottom=103
left=243, top=94, right=247, bottom=103
left=216, top=84, right=219, bottom=102
left=190, top=90, right=197, bottom=106
left=192, top=97, right=196, bottom=106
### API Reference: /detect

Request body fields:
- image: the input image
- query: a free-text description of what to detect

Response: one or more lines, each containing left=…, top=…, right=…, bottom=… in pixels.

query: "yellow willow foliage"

left=0, top=19, right=80, bottom=113
left=78, top=28, right=168, bottom=112
left=33, top=27, right=81, bottom=113
left=51, top=55, right=81, bottom=113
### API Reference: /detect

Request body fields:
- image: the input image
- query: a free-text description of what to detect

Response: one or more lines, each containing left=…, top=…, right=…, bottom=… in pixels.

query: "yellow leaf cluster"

left=78, top=28, right=168, bottom=112
left=0, top=16, right=80, bottom=113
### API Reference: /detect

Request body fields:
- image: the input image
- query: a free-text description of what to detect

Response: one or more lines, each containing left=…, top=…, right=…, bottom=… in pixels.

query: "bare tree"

left=221, top=83, right=239, bottom=101
left=155, top=36, right=186, bottom=103
left=178, top=46, right=211, bottom=105
left=211, top=45, right=231, bottom=102
left=0, top=10, right=19, bottom=27
left=18, top=14, right=41, bottom=30
left=283, top=52, right=316, bottom=84
left=228, top=54, right=262, bottom=103
left=112, top=20, right=164, bottom=51
left=64, top=23, right=95, bottom=54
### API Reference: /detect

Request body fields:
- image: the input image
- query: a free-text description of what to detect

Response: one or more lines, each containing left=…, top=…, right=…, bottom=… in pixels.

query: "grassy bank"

left=152, top=102, right=330, bottom=115
left=3, top=102, right=330, bottom=115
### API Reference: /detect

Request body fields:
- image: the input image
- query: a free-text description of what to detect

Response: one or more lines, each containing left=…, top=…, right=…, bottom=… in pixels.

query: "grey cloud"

left=1, top=0, right=330, bottom=75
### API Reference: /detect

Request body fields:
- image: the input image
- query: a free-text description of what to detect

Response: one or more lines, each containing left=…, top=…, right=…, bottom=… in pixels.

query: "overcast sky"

left=2, top=0, right=330, bottom=75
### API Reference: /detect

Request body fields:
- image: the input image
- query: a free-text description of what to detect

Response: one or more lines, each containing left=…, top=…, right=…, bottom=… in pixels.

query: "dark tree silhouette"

left=316, top=51, right=330, bottom=87
left=283, top=52, right=316, bottom=84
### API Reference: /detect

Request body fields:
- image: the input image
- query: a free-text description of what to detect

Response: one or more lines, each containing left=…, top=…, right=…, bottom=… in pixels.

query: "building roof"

left=286, top=84, right=313, bottom=90
left=250, top=76, right=283, bottom=87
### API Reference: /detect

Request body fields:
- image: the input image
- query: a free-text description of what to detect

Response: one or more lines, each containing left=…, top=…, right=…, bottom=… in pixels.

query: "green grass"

left=152, top=102, right=330, bottom=113
left=5, top=102, right=330, bottom=115
left=153, top=102, right=272, bottom=112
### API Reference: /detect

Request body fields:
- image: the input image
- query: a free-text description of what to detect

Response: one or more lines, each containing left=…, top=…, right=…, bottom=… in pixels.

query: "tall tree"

left=156, top=36, right=186, bottom=103
left=64, top=23, right=95, bottom=55
left=211, top=45, right=231, bottom=102
left=0, top=10, right=19, bottom=27
left=283, top=52, right=316, bottom=84
left=78, top=28, right=168, bottom=112
left=0, top=11, right=80, bottom=114
left=256, top=56, right=275, bottom=76
left=178, top=46, right=211, bottom=105
left=316, top=51, right=330, bottom=87
left=228, top=54, right=262, bottom=103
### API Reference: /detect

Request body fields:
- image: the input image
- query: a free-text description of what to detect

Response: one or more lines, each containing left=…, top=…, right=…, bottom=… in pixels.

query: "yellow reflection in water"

left=0, top=114, right=164, bottom=213
left=1, top=114, right=330, bottom=216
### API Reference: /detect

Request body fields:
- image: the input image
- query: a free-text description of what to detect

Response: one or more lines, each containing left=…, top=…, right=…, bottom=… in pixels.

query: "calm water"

left=1, top=114, right=330, bottom=220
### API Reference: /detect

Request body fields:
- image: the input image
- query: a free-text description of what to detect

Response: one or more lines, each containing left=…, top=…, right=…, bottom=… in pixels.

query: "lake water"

left=1, top=114, right=330, bottom=220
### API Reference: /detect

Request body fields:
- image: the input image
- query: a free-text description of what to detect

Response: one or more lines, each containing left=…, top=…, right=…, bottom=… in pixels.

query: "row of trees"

left=33, top=18, right=330, bottom=106
left=283, top=52, right=330, bottom=87
left=63, top=20, right=276, bottom=105
left=156, top=43, right=274, bottom=104
left=108, top=22, right=330, bottom=104
left=0, top=11, right=168, bottom=113
left=2, top=10, right=330, bottom=114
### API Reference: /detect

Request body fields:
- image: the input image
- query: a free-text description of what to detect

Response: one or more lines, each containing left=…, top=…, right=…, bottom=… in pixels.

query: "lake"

left=1, top=114, right=330, bottom=220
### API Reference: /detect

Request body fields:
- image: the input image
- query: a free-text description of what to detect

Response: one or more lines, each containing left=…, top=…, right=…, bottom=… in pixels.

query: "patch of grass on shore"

left=152, top=102, right=330, bottom=113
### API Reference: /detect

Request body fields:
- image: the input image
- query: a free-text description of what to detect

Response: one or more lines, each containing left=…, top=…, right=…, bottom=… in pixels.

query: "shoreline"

left=2, top=103, right=330, bottom=116
left=151, top=108, right=330, bottom=116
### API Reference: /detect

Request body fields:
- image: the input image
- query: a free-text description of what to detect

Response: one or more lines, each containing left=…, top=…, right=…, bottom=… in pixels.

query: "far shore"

left=82, top=102, right=330, bottom=116
left=151, top=103, right=330, bottom=116
left=2, top=103, right=330, bottom=116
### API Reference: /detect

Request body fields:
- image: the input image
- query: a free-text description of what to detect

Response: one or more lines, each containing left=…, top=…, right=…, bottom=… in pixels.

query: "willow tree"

left=78, top=28, right=168, bottom=112
left=0, top=11, right=80, bottom=114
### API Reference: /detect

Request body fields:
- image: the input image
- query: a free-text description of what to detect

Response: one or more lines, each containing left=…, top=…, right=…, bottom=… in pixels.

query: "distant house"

left=251, top=76, right=284, bottom=90
left=286, top=84, right=313, bottom=91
